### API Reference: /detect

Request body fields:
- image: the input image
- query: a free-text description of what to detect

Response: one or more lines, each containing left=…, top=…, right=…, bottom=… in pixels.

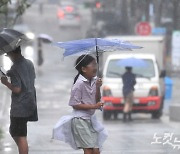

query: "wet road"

left=0, top=2, right=180, bottom=154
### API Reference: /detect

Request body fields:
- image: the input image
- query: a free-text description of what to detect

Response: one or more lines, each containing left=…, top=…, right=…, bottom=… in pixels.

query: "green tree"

left=0, top=0, right=35, bottom=28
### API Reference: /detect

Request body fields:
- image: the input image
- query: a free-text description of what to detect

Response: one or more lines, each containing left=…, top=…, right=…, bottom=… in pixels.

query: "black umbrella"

left=0, top=28, right=28, bottom=55
left=0, top=33, right=15, bottom=55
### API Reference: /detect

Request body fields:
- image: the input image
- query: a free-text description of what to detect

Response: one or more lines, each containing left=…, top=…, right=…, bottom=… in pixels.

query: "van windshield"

left=106, top=59, right=155, bottom=78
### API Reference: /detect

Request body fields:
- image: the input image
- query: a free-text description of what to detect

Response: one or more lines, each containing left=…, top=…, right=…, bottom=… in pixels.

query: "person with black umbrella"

left=0, top=31, right=38, bottom=153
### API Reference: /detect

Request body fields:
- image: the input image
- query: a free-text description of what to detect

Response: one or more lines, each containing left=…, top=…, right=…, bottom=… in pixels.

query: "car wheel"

left=151, top=97, right=164, bottom=119
left=114, top=112, right=118, bottom=120
left=151, top=109, right=163, bottom=119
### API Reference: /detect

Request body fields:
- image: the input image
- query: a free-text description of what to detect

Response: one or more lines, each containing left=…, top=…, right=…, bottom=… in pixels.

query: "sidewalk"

left=168, top=77, right=180, bottom=121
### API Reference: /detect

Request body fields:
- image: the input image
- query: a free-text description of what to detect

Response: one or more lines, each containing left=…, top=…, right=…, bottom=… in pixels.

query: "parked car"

left=57, top=1, right=81, bottom=28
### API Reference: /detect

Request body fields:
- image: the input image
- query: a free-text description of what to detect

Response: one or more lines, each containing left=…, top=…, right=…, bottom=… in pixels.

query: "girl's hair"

left=73, top=54, right=95, bottom=84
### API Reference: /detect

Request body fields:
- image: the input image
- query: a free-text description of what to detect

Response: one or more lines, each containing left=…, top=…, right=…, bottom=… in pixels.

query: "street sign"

left=152, top=27, right=166, bottom=35
left=135, top=22, right=152, bottom=36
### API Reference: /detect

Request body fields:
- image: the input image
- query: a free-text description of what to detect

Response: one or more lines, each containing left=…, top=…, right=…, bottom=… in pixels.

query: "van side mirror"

left=160, top=70, right=166, bottom=78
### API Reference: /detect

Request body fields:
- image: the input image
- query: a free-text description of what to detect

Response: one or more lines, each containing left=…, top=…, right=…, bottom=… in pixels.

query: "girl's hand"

left=95, top=102, right=104, bottom=109
left=96, top=78, right=102, bottom=88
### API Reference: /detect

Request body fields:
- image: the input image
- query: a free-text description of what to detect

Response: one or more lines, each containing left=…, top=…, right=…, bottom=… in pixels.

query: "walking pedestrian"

left=122, top=67, right=136, bottom=122
left=53, top=55, right=108, bottom=154
left=37, top=38, right=43, bottom=66
left=1, top=46, right=38, bottom=154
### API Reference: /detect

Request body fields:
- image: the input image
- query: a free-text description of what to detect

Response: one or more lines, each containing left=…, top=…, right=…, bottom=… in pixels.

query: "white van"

left=101, top=36, right=166, bottom=120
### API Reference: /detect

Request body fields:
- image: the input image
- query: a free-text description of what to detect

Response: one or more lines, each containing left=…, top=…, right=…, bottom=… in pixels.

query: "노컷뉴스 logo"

left=151, top=133, right=180, bottom=150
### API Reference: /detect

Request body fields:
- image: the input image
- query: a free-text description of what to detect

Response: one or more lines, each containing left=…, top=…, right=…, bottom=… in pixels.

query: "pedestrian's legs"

left=123, top=96, right=128, bottom=122
left=9, top=117, right=29, bottom=154
left=123, top=92, right=134, bottom=122
left=123, top=102, right=130, bottom=113
left=83, top=148, right=93, bottom=154
left=128, top=111, right=132, bottom=121
left=129, top=92, right=134, bottom=112
left=128, top=92, right=134, bottom=121
left=93, top=148, right=100, bottom=154
left=13, top=137, right=28, bottom=154
left=123, top=103, right=130, bottom=122
left=83, top=148, right=100, bottom=154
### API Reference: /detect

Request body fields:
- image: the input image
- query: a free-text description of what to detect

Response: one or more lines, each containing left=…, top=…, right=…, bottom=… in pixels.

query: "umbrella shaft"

left=95, top=38, right=100, bottom=77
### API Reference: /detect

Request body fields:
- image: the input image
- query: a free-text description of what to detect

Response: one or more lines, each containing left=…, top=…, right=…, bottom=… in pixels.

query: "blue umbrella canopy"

left=54, top=38, right=142, bottom=57
left=116, top=57, right=148, bottom=67
left=54, top=38, right=142, bottom=75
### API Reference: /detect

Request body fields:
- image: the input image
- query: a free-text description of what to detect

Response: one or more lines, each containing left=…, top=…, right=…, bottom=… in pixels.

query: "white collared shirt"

left=69, top=74, right=97, bottom=119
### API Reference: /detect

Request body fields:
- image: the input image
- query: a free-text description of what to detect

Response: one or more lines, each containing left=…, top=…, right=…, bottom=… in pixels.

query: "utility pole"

left=172, top=0, right=180, bottom=30
left=145, top=0, right=151, bottom=21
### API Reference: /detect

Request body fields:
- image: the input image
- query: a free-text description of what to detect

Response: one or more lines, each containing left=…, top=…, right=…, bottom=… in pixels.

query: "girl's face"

left=82, top=60, right=97, bottom=79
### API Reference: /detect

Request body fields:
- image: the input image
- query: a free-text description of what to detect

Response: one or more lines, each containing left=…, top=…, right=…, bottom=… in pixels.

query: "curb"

left=169, top=104, right=180, bottom=122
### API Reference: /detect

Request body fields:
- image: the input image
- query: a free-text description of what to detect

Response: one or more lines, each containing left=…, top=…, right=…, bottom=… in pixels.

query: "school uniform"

left=52, top=75, right=108, bottom=151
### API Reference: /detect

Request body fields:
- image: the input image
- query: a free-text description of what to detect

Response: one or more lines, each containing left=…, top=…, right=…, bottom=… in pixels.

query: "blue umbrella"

left=54, top=38, right=142, bottom=75
left=116, top=57, right=147, bottom=67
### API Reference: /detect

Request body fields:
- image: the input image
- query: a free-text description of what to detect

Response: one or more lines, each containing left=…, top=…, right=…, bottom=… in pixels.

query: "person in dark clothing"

left=37, top=38, right=43, bottom=66
left=122, top=67, right=136, bottom=122
left=1, top=46, right=38, bottom=154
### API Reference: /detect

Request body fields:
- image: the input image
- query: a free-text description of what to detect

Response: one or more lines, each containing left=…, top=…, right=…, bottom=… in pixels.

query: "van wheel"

left=152, top=98, right=164, bottom=119
left=103, top=111, right=111, bottom=120
left=151, top=109, right=163, bottom=119
left=114, top=112, right=118, bottom=119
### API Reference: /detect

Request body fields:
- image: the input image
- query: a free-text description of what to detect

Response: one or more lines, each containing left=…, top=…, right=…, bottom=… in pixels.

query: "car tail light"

left=149, top=86, right=158, bottom=96
left=96, top=2, right=101, bottom=9
left=57, top=9, right=64, bottom=19
left=103, top=86, right=112, bottom=96
left=65, top=6, right=74, bottom=13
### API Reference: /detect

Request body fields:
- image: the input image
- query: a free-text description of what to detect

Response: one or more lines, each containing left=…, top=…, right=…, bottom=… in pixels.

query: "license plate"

left=121, top=99, right=139, bottom=104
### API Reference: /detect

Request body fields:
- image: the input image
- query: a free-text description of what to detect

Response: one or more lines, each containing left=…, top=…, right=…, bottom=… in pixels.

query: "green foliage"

left=16, top=0, right=31, bottom=16
left=0, top=0, right=11, bottom=8
left=0, top=0, right=34, bottom=28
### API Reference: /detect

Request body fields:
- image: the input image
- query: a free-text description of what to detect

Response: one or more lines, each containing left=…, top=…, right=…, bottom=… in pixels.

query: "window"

left=106, top=59, right=155, bottom=78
